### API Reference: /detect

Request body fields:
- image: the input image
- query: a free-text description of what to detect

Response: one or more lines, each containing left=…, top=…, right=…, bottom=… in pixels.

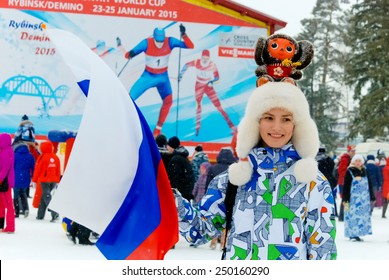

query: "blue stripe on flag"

left=96, top=103, right=162, bottom=259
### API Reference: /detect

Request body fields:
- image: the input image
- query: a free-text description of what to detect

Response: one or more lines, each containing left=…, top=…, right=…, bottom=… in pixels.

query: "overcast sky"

left=235, top=0, right=355, bottom=36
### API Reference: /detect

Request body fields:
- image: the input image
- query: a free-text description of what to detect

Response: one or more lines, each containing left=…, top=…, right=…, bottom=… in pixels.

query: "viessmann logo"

left=9, top=20, right=47, bottom=31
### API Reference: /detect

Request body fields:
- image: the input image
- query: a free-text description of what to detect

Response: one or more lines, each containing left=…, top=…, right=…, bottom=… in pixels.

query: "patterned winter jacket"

left=175, top=144, right=337, bottom=260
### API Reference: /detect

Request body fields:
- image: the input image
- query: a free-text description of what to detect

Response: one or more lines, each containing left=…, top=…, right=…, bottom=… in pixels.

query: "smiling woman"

left=173, top=81, right=337, bottom=260
left=259, top=108, right=294, bottom=148
left=230, top=81, right=320, bottom=185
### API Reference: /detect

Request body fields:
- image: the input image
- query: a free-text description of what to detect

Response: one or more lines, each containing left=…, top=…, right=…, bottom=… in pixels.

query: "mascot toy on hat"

left=254, top=33, right=314, bottom=87
left=228, top=34, right=319, bottom=186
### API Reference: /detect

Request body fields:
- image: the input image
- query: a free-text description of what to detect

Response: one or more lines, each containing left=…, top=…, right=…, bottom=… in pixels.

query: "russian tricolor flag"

left=48, top=29, right=178, bottom=259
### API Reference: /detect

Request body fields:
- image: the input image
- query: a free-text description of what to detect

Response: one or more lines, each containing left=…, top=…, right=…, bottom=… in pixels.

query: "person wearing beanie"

left=342, top=154, right=375, bottom=242
left=336, top=145, right=356, bottom=221
left=166, top=137, right=195, bottom=201
left=167, top=136, right=180, bottom=150
left=173, top=81, right=337, bottom=260
left=155, top=134, right=167, bottom=148
left=178, top=49, right=236, bottom=136
left=365, top=154, right=382, bottom=209
left=191, top=145, right=209, bottom=182
left=155, top=134, right=172, bottom=169
left=13, top=114, right=36, bottom=143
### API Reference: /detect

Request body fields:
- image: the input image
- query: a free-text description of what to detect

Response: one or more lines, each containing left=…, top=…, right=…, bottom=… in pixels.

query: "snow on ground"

left=0, top=196, right=388, bottom=260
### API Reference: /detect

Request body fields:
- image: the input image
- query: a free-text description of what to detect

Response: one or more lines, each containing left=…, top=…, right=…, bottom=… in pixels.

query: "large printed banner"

left=0, top=0, right=267, bottom=142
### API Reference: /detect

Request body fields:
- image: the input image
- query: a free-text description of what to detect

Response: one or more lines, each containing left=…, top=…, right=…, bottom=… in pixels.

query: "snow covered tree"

left=344, top=0, right=389, bottom=140
left=296, top=0, right=348, bottom=152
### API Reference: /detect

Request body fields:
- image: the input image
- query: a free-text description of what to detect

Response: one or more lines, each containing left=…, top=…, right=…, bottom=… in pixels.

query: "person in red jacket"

left=32, top=141, right=61, bottom=222
left=337, top=145, right=356, bottom=221
left=381, top=157, right=389, bottom=218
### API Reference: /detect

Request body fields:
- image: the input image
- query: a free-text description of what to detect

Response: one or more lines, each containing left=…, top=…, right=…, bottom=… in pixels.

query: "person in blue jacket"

left=12, top=141, right=35, bottom=218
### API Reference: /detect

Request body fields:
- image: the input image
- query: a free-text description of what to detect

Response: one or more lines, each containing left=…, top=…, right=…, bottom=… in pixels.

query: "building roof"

left=209, top=0, right=287, bottom=33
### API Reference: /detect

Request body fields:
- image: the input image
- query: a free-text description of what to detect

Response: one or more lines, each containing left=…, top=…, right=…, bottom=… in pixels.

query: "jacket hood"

left=13, top=141, right=28, bottom=151
left=0, top=133, right=12, bottom=150
left=217, top=148, right=236, bottom=165
left=20, top=120, right=33, bottom=126
left=366, top=154, right=375, bottom=161
left=14, top=143, right=30, bottom=154
left=315, top=152, right=327, bottom=162
left=173, top=146, right=189, bottom=158
left=40, top=141, right=54, bottom=153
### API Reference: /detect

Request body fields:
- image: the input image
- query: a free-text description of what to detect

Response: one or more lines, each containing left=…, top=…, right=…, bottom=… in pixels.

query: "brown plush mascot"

left=254, top=33, right=314, bottom=86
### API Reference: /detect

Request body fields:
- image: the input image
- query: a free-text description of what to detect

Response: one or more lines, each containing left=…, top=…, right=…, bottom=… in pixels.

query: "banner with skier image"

left=0, top=0, right=271, bottom=142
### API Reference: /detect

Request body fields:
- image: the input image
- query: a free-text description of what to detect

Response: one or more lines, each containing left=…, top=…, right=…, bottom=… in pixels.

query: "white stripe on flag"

left=48, top=29, right=142, bottom=234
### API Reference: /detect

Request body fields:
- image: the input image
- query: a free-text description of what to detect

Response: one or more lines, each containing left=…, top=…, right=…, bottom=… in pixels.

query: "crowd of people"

left=1, top=109, right=389, bottom=258
left=316, top=144, right=389, bottom=243
left=0, top=115, right=97, bottom=245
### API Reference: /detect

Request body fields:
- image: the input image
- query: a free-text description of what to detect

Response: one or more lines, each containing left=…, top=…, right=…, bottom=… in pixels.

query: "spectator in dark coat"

left=337, top=145, right=356, bottom=221
left=166, top=136, right=195, bottom=201
left=191, top=145, right=209, bottom=182
left=316, top=147, right=338, bottom=215
left=12, top=141, right=35, bottom=218
left=192, top=162, right=212, bottom=206
left=365, top=154, right=382, bottom=209
left=206, top=147, right=236, bottom=187
left=377, top=157, right=386, bottom=212
left=13, top=114, right=35, bottom=143
left=155, top=134, right=172, bottom=169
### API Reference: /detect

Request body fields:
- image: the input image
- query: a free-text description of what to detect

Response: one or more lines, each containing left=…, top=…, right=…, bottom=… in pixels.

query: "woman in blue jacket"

left=13, top=141, right=35, bottom=217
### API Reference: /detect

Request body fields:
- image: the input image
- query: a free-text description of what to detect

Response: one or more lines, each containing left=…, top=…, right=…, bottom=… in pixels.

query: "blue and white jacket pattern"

left=175, top=144, right=337, bottom=260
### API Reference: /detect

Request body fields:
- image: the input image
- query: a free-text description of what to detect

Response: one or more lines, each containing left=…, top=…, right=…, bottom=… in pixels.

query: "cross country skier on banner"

left=122, top=24, right=194, bottom=137
left=178, top=49, right=236, bottom=136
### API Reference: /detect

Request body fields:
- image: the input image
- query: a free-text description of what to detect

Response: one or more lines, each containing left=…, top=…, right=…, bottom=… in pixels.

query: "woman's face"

left=259, top=108, right=294, bottom=148
left=353, top=159, right=363, bottom=168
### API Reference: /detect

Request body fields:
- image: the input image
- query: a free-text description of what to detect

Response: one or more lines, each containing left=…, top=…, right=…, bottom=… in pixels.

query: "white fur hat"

left=229, top=82, right=320, bottom=186
left=351, top=154, right=364, bottom=165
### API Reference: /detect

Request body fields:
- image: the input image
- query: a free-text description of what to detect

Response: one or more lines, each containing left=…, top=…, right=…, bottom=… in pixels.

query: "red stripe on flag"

left=126, top=161, right=178, bottom=260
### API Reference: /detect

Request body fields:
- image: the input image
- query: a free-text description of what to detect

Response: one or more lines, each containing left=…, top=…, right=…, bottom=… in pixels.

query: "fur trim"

left=230, top=82, right=319, bottom=185
left=228, top=161, right=253, bottom=186
left=294, top=158, right=318, bottom=183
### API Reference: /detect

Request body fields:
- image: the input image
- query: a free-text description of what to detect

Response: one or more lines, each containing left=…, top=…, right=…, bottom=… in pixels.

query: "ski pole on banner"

left=175, top=32, right=182, bottom=136
left=117, top=59, right=130, bottom=77
left=117, top=22, right=177, bottom=77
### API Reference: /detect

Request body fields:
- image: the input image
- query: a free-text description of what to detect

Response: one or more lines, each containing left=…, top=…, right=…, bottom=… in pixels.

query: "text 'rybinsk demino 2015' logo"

left=8, top=19, right=47, bottom=31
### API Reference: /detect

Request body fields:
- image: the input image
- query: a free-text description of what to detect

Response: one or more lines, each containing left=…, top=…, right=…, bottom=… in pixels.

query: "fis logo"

left=9, top=20, right=47, bottom=31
